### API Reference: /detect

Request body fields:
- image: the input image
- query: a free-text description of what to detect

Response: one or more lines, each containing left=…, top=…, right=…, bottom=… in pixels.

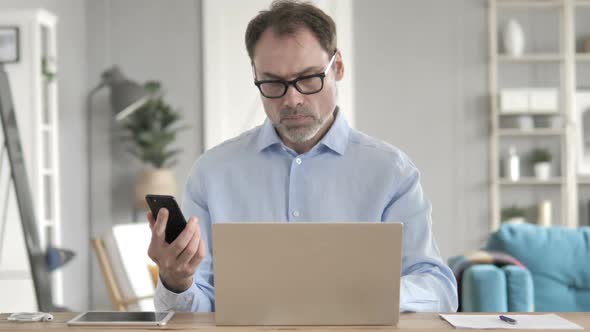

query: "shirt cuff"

left=154, top=277, right=199, bottom=311
left=399, top=275, right=441, bottom=312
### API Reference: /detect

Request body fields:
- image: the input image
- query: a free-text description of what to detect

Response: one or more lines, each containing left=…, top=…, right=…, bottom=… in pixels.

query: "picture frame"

left=574, top=90, right=590, bottom=175
left=0, top=26, right=19, bottom=63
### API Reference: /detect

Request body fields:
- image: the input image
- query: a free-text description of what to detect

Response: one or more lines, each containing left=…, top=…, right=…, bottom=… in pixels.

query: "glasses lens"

left=259, top=82, right=286, bottom=98
left=295, top=76, right=323, bottom=94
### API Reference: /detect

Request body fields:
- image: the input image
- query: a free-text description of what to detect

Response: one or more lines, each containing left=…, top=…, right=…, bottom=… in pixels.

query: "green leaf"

left=118, top=81, right=187, bottom=167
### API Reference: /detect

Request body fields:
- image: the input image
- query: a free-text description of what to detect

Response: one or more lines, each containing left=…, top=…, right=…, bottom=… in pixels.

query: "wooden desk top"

left=0, top=312, right=588, bottom=331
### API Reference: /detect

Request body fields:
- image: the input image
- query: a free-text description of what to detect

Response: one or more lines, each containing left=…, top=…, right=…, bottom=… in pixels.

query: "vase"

left=517, top=115, right=534, bottom=131
left=537, top=200, right=552, bottom=227
left=135, top=168, right=177, bottom=210
left=534, top=162, right=551, bottom=180
left=502, top=19, right=525, bottom=57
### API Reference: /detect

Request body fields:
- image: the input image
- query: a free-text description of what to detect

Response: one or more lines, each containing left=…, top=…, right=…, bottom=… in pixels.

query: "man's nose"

left=281, top=84, right=304, bottom=108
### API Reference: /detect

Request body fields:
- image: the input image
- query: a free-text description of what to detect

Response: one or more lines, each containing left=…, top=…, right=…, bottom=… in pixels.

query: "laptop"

left=212, top=222, right=403, bottom=326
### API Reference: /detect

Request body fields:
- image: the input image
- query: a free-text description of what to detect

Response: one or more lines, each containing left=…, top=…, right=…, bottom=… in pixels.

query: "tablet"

left=67, top=311, right=175, bottom=326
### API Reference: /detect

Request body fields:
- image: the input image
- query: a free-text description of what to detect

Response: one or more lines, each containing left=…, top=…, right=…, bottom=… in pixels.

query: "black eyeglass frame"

left=253, top=50, right=338, bottom=99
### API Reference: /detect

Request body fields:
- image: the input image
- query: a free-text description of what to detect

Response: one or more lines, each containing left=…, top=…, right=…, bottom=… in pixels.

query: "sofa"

left=451, top=223, right=590, bottom=312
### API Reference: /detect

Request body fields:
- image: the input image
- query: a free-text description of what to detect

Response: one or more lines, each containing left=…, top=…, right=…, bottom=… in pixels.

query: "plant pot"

left=534, top=162, right=551, bottom=180
left=502, top=19, right=525, bottom=56
left=135, top=168, right=177, bottom=209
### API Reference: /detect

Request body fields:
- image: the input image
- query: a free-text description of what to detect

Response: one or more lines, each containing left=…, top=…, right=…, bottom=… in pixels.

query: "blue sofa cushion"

left=461, top=265, right=507, bottom=312
left=486, top=223, right=590, bottom=311
left=503, top=265, right=534, bottom=312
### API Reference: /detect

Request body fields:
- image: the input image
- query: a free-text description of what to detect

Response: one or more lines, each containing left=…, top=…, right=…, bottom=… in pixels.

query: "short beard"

left=275, top=106, right=325, bottom=144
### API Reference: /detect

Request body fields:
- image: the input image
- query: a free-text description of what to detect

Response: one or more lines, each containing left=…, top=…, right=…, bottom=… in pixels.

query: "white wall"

left=354, top=0, right=490, bottom=257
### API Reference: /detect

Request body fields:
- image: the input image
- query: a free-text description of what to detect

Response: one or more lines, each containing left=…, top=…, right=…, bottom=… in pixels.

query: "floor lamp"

left=86, top=66, right=149, bottom=308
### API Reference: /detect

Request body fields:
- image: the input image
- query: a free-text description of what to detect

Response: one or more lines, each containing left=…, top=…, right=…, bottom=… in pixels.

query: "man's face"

left=252, top=27, right=344, bottom=145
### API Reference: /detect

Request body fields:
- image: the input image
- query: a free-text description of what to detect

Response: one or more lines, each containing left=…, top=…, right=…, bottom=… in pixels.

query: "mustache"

left=280, top=106, right=315, bottom=118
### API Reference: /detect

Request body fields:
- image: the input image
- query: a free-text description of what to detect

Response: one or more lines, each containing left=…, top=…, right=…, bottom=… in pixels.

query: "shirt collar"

left=317, top=107, right=349, bottom=155
left=256, top=106, right=350, bottom=155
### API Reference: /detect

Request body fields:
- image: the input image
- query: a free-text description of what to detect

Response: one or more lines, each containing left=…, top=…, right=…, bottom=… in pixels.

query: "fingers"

left=169, top=217, right=199, bottom=257
left=154, top=208, right=169, bottom=238
left=147, top=211, right=156, bottom=231
left=177, top=225, right=201, bottom=265
left=188, top=237, right=207, bottom=268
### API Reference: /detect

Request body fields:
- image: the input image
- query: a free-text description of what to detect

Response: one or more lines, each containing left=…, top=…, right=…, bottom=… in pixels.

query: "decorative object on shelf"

left=499, top=88, right=558, bottom=114
left=0, top=26, right=19, bottom=63
left=502, top=19, right=525, bottom=57
left=529, top=148, right=552, bottom=180
left=504, top=146, right=520, bottom=181
left=534, top=114, right=562, bottom=129
left=120, top=81, right=188, bottom=210
left=574, top=90, right=590, bottom=175
left=501, top=205, right=526, bottom=224
left=529, top=88, right=558, bottom=113
left=41, top=56, right=56, bottom=82
left=537, top=200, right=552, bottom=227
left=517, top=115, right=534, bottom=131
left=500, top=88, right=528, bottom=113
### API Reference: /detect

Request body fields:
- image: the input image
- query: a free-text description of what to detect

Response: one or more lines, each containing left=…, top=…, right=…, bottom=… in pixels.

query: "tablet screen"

left=78, top=312, right=169, bottom=322
left=68, top=311, right=174, bottom=326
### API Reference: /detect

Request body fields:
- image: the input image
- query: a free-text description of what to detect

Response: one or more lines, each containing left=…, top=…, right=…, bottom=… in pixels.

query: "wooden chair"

left=92, top=222, right=157, bottom=311
left=92, top=238, right=155, bottom=311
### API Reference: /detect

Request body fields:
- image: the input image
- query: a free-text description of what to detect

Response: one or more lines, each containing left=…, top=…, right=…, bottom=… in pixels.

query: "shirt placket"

left=287, top=154, right=304, bottom=222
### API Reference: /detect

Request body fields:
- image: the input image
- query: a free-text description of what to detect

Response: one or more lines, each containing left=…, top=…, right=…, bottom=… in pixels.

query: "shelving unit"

left=498, top=128, right=565, bottom=136
left=489, top=0, right=590, bottom=231
left=0, top=9, right=61, bottom=310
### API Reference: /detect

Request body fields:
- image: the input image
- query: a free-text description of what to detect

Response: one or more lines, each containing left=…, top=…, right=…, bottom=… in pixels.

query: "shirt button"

left=295, top=158, right=302, bottom=164
left=292, top=210, right=300, bottom=217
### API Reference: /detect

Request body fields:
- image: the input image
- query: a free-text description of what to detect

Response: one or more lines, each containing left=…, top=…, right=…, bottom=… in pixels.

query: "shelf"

left=41, top=124, right=52, bottom=131
left=576, top=0, right=590, bottom=7
left=578, top=177, right=590, bottom=184
left=498, top=128, right=564, bottom=136
left=496, top=54, right=564, bottom=62
left=496, top=0, right=563, bottom=8
left=577, top=54, right=590, bottom=62
left=499, top=177, right=563, bottom=185
left=498, top=111, right=561, bottom=116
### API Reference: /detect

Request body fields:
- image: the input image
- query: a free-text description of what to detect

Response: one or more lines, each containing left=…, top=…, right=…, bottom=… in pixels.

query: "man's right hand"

left=147, top=208, right=207, bottom=293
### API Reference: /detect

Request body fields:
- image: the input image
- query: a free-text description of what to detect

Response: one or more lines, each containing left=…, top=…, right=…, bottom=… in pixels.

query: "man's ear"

left=334, top=49, right=344, bottom=81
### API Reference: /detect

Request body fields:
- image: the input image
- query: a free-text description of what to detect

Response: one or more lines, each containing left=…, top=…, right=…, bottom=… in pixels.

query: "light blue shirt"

left=155, top=109, right=458, bottom=313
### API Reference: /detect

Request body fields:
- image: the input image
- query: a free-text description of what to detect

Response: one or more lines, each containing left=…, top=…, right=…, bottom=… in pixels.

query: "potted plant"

left=529, top=148, right=552, bottom=180
left=121, top=81, right=188, bottom=209
left=501, top=205, right=526, bottom=224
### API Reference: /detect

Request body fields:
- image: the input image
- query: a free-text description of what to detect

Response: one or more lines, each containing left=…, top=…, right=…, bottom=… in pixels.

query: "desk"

left=1, top=313, right=589, bottom=331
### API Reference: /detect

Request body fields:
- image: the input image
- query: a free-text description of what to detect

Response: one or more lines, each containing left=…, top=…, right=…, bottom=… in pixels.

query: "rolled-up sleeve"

left=154, top=161, right=215, bottom=312
left=382, top=157, right=458, bottom=312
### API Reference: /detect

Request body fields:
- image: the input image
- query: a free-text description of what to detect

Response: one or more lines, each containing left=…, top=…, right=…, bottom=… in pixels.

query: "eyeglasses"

left=253, top=50, right=337, bottom=99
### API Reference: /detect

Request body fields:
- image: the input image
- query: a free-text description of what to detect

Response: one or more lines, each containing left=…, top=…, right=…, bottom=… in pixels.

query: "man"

left=148, top=0, right=458, bottom=313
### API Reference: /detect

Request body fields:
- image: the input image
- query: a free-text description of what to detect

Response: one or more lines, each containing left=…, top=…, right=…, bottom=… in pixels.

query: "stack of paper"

left=439, top=314, right=583, bottom=330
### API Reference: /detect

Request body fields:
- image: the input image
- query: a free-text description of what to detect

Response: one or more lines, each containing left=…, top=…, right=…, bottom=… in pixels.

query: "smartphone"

left=145, top=194, right=187, bottom=244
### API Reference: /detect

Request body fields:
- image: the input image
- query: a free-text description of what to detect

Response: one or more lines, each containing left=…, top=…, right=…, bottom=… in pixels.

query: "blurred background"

left=0, top=0, right=589, bottom=313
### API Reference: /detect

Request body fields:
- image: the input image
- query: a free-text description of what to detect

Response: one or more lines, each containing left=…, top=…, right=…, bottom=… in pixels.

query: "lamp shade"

left=100, top=66, right=149, bottom=121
